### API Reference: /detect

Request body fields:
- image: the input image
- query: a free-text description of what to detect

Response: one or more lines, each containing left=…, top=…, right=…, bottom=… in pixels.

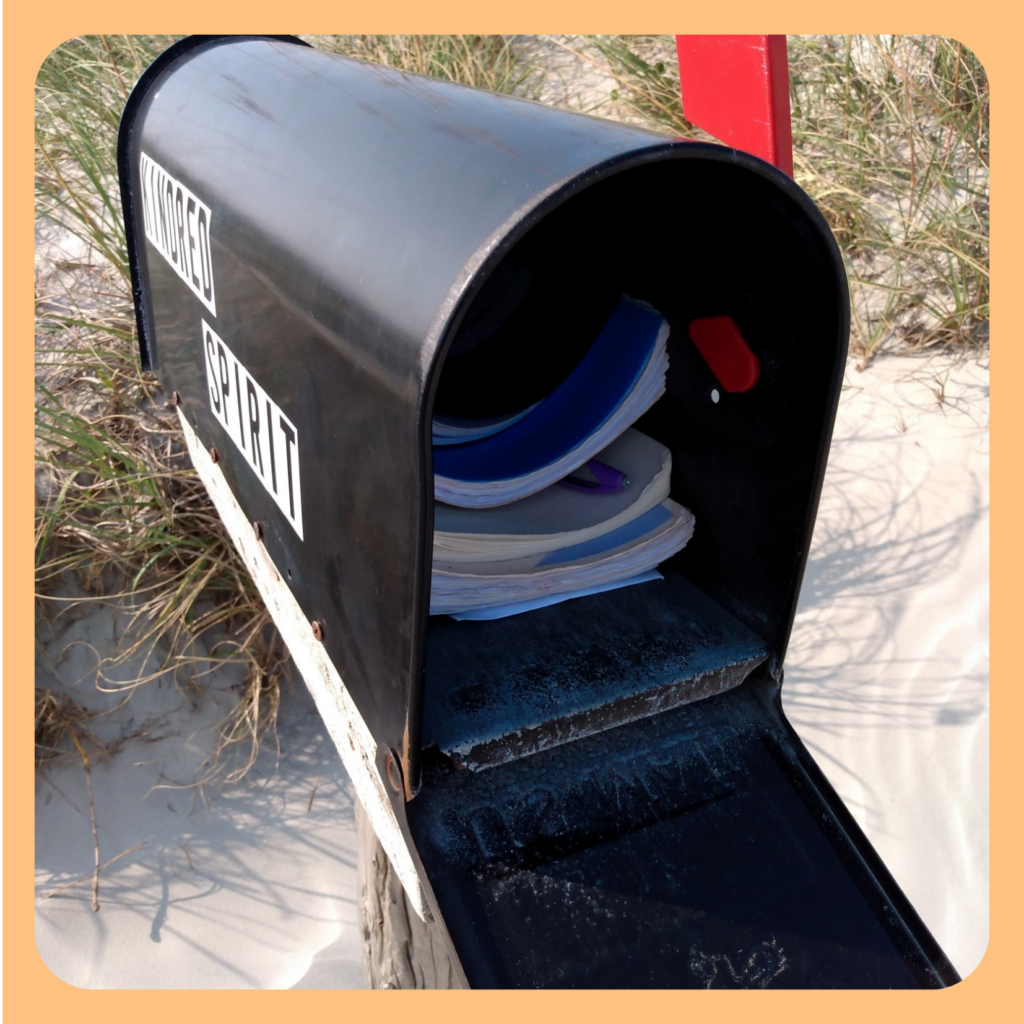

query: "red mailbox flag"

left=675, top=34, right=794, bottom=177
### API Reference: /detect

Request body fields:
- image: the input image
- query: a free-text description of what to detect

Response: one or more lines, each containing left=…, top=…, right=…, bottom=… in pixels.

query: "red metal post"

left=675, top=35, right=794, bottom=177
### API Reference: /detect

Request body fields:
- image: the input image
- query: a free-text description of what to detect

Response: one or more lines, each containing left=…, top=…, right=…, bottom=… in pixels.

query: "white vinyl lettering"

left=201, top=319, right=303, bottom=539
left=140, top=153, right=217, bottom=316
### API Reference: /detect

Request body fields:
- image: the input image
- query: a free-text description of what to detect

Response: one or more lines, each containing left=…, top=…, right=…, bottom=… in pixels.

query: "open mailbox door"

left=118, top=36, right=961, bottom=988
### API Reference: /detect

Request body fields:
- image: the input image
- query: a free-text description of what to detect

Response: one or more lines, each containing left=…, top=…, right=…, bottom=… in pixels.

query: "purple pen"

left=561, top=459, right=630, bottom=494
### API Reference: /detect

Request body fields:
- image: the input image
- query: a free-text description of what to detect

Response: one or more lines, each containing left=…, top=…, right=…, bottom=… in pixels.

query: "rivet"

left=311, top=620, right=324, bottom=642
left=710, top=388, right=721, bottom=404
left=252, top=520, right=263, bottom=542
left=386, top=752, right=403, bottom=793
left=209, top=447, right=219, bottom=463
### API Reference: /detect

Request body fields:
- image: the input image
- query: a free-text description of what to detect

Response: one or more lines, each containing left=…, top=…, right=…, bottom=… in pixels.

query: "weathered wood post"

left=355, top=802, right=457, bottom=988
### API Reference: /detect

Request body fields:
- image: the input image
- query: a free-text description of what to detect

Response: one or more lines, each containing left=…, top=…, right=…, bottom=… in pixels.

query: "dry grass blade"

left=35, top=689, right=114, bottom=909
left=194, top=624, right=289, bottom=791
left=43, top=843, right=147, bottom=901
left=35, top=687, right=99, bottom=767
left=67, top=725, right=101, bottom=910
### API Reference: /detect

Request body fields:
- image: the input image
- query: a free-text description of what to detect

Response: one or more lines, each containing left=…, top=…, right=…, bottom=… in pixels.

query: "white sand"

left=35, top=602, right=366, bottom=989
left=35, top=349, right=988, bottom=987
left=783, top=350, right=989, bottom=978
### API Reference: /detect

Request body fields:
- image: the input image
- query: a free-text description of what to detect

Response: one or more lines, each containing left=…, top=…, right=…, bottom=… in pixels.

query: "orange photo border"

left=6, top=3, right=1011, bottom=1019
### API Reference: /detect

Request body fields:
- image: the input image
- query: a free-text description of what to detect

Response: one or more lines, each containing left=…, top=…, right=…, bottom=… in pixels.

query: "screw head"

left=386, top=752, right=403, bottom=793
left=252, top=520, right=263, bottom=542
left=311, top=620, right=324, bottom=642
left=209, top=446, right=219, bottom=463
left=171, top=390, right=181, bottom=406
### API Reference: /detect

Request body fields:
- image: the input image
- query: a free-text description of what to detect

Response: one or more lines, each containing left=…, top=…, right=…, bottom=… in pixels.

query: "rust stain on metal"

left=311, top=619, right=324, bottom=642
left=209, top=446, right=219, bottom=463
left=386, top=751, right=403, bottom=793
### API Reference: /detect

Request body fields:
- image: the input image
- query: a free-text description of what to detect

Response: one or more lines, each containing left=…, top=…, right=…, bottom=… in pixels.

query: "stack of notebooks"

left=431, top=290, right=694, bottom=619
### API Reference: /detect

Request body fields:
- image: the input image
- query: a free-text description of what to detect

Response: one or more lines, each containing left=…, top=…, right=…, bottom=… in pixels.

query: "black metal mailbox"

left=119, top=35, right=960, bottom=988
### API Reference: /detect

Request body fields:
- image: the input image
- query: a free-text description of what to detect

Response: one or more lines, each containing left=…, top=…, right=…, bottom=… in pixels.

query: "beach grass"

left=312, top=34, right=545, bottom=97
left=591, top=34, right=989, bottom=360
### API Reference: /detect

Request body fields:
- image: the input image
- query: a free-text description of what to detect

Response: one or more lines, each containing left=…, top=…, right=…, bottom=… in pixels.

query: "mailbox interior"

left=421, top=157, right=846, bottom=773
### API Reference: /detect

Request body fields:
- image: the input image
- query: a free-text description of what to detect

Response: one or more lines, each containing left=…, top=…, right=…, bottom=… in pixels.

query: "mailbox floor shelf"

left=423, top=570, right=769, bottom=771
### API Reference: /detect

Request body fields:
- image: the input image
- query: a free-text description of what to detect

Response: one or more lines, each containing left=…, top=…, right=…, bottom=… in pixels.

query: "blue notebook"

left=434, top=296, right=668, bottom=507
